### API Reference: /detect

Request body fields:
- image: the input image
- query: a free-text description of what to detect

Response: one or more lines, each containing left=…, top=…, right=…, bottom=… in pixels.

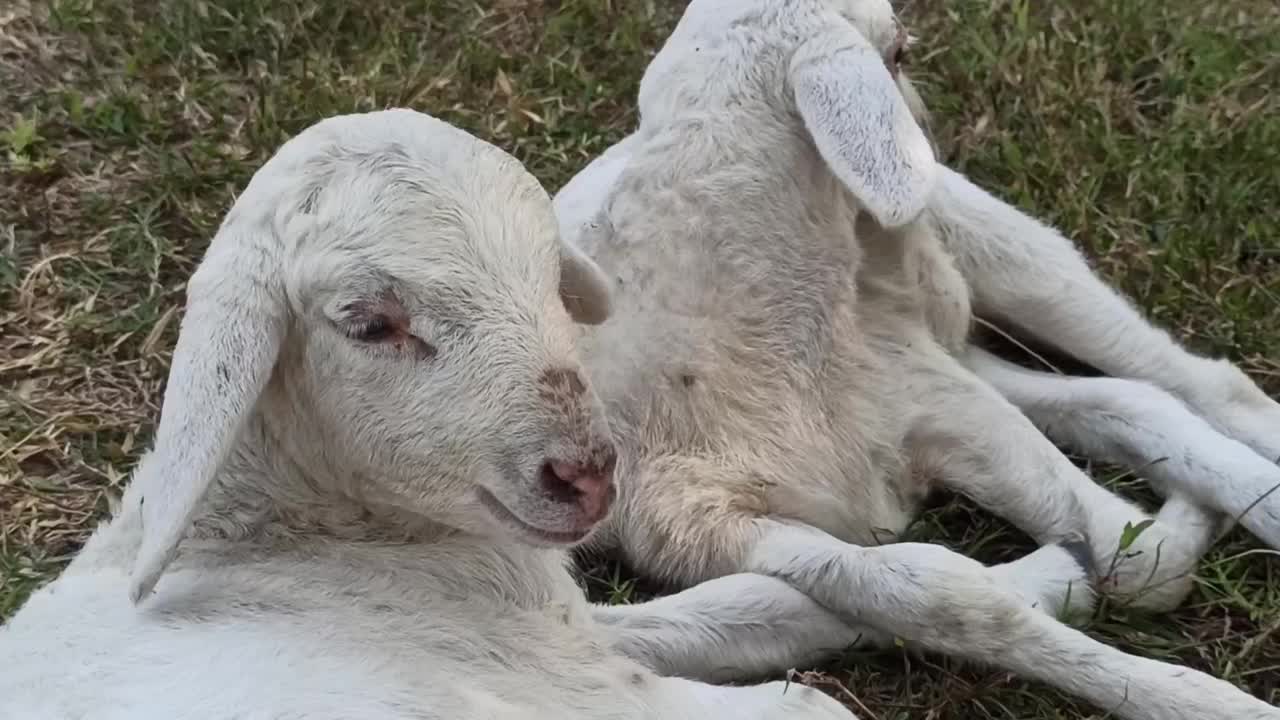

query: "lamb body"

left=555, top=1, right=1280, bottom=717
left=0, top=109, right=859, bottom=720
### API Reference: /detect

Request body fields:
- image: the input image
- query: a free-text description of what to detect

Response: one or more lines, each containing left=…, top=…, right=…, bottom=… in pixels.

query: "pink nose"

left=540, top=456, right=617, bottom=523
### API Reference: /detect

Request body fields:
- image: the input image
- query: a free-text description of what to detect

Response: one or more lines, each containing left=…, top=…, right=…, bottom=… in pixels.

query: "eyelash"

left=348, top=316, right=397, bottom=343
left=344, top=316, right=439, bottom=360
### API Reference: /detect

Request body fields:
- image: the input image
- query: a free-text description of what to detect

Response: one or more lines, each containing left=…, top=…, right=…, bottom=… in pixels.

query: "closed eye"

left=343, top=315, right=438, bottom=361
left=347, top=315, right=398, bottom=343
left=333, top=287, right=439, bottom=360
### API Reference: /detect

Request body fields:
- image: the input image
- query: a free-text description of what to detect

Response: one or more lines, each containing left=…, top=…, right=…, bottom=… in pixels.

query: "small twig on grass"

left=973, top=316, right=1067, bottom=376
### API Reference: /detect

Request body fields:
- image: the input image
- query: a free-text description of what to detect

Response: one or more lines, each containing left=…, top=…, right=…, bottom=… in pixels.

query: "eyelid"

left=338, top=312, right=440, bottom=360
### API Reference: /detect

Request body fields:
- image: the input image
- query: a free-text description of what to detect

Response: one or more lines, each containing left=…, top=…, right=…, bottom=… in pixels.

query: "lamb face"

left=270, top=126, right=618, bottom=546
left=128, top=109, right=617, bottom=602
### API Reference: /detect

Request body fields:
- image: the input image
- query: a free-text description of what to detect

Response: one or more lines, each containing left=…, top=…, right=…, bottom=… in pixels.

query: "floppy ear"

left=788, top=22, right=937, bottom=227
left=128, top=202, right=290, bottom=603
left=559, top=239, right=612, bottom=325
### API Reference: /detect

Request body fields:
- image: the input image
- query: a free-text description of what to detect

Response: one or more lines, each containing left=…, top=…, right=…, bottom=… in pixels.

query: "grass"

left=1, top=0, right=1277, bottom=716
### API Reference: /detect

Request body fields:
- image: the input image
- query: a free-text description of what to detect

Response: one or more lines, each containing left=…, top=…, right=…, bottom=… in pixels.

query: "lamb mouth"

left=476, top=487, right=592, bottom=545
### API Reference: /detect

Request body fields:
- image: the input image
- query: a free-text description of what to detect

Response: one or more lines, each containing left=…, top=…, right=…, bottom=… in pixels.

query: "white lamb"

left=554, top=0, right=1280, bottom=717
left=0, top=108, right=863, bottom=720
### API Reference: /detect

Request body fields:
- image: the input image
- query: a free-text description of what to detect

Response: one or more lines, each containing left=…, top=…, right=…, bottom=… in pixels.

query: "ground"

left=1, top=0, right=1277, bottom=717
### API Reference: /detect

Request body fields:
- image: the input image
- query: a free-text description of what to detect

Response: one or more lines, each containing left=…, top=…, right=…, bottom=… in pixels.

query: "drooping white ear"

left=128, top=202, right=290, bottom=603
left=788, top=22, right=937, bottom=227
left=559, top=238, right=612, bottom=325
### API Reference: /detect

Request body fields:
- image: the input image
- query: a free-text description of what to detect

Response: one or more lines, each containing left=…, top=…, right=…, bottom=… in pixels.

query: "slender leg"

left=606, top=456, right=1275, bottom=717
left=596, top=547, right=1096, bottom=685
left=746, top=518, right=1280, bottom=720
left=965, top=346, right=1280, bottom=547
left=905, top=352, right=1219, bottom=610
left=611, top=453, right=1094, bottom=619
left=927, top=164, right=1280, bottom=467
left=599, top=554, right=1122, bottom=682
left=594, top=573, right=888, bottom=684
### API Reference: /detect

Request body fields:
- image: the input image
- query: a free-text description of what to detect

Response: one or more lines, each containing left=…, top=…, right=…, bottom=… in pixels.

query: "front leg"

left=747, top=519, right=1280, bottom=720
left=927, top=164, right=1280, bottom=467
left=606, top=456, right=1273, bottom=718
left=593, top=573, right=888, bottom=684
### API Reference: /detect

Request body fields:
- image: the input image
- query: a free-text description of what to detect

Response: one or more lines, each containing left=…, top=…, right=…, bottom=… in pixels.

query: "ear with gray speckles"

left=789, top=20, right=937, bottom=228
left=127, top=187, right=292, bottom=604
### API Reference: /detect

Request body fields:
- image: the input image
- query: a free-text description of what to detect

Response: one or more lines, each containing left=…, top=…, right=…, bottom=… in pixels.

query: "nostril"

left=540, top=462, right=583, bottom=504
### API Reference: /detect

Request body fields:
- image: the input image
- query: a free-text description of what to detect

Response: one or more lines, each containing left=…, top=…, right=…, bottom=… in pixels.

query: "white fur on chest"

left=2, top=533, right=650, bottom=720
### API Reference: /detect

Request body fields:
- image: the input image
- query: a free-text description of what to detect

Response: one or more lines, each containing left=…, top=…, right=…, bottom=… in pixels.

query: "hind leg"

left=905, top=352, right=1219, bottom=611
left=964, top=346, right=1280, bottom=548
left=928, top=165, right=1280, bottom=467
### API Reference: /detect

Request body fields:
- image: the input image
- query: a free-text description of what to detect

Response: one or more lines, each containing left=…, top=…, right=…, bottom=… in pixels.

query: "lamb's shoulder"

left=855, top=218, right=973, bottom=355
left=582, top=152, right=860, bottom=395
